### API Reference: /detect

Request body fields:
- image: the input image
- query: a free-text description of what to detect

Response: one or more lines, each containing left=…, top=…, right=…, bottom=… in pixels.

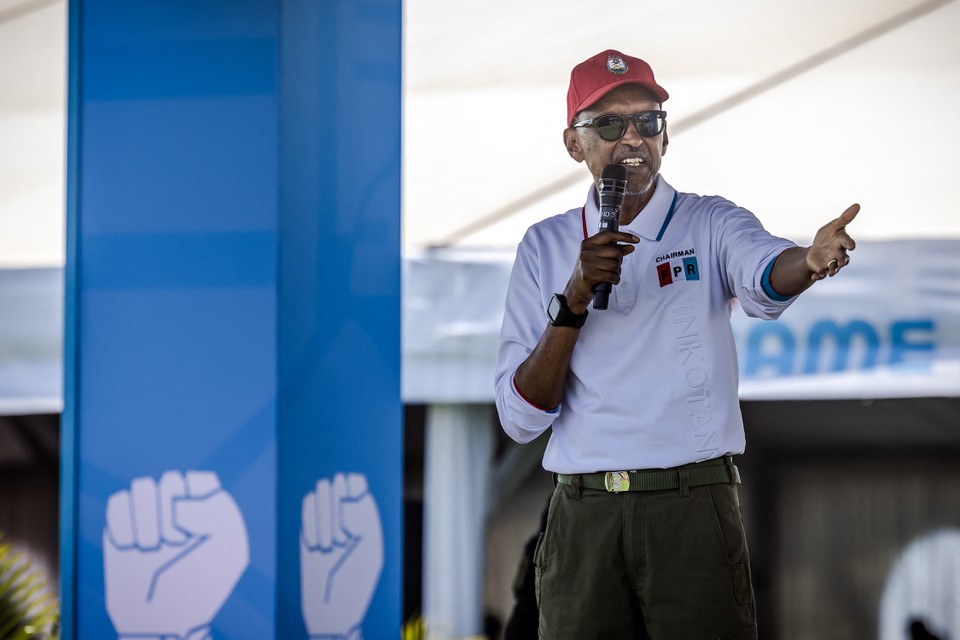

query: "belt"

left=555, top=456, right=740, bottom=493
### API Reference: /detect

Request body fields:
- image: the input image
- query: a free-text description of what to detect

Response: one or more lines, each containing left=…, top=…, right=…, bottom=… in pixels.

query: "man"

left=494, top=49, right=858, bottom=639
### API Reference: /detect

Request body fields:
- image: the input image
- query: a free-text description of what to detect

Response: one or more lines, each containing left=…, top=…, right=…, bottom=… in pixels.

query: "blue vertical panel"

left=64, top=1, right=280, bottom=637
left=277, top=0, right=402, bottom=637
left=61, top=0, right=82, bottom=633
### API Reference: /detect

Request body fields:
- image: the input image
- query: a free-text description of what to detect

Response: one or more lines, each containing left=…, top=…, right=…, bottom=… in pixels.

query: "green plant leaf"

left=0, top=533, right=60, bottom=640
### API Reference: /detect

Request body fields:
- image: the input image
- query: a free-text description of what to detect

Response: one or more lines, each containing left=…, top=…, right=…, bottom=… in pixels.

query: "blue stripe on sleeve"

left=761, top=254, right=794, bottom=302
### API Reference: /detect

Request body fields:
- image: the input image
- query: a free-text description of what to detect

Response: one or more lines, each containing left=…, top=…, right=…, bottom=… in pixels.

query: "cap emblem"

left=606, top=54, right=629, bottom=75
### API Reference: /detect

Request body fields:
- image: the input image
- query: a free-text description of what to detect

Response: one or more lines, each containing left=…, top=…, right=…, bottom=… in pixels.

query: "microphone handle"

left=592, top=212, right=619, bottom=310
left=593, top=286, right=611, bottom=310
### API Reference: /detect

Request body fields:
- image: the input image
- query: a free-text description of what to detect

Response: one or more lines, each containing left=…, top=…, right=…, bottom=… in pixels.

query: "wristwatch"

left=547, top=293, right=588, bottom=328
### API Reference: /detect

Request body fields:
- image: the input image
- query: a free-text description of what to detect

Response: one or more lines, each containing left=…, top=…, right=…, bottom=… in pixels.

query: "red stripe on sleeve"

left=513, top=376, right=559, bottom=413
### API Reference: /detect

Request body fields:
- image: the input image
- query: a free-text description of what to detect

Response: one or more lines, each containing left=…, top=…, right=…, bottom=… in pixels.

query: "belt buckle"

left=604, top=471, right=630, bottom=493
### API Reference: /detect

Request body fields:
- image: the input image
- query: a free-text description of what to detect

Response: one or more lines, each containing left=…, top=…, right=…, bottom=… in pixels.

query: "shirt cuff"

left=760, top=254, right=794, bottom=303
left=513, top=376, right=559, bottom=413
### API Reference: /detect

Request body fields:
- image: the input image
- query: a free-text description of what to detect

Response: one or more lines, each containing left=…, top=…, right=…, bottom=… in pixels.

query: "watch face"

left=547, top=294, right=562, bottom=322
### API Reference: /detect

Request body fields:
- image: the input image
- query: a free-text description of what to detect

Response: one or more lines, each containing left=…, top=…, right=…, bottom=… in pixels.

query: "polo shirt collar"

left=584, top=174, right=677, bottom=241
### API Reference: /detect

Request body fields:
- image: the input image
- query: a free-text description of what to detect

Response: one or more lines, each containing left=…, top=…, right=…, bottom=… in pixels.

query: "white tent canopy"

left=403, top=0, right=960, bottom=248
left=0, top=0, right=66, bottom=269
left=3, top=0, right=960, bottom=259
left=2, top=0, right=960, bottom=409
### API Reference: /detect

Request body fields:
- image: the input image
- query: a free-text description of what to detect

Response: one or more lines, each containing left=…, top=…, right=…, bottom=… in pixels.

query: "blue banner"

left=277, top=0, right=402, bottom=636
left=63, top=1, right=402, bottom=638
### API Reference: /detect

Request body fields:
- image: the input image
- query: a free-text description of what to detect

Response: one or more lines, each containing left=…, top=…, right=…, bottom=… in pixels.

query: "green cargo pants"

left=534, top=464, right=757, bottom=639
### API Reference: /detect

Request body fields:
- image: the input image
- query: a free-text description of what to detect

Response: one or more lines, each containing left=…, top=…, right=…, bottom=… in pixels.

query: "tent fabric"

left=403, top=0, right=960, bottom=250
left=1, top=0, right=960, bottom=410
left=3, top=0, right=960, bottom=266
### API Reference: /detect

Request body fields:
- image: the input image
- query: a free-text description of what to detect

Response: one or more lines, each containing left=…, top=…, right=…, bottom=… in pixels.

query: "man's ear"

left=661, top=125, right=669, bottom=156
left=564, top=128, right=584, bottom=162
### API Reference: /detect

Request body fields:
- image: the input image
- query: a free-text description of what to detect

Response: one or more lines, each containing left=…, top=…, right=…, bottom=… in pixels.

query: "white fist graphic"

left=103, top=471, right=250, bottom=640
left=301, top=473, right=384, bottom=639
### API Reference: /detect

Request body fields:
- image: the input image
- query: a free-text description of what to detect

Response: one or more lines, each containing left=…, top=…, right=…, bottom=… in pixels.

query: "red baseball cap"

left=566, top=50, right=669, bottom=125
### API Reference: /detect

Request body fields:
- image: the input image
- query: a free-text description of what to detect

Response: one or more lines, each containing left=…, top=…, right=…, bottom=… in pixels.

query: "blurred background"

left=1, top=0, right=959, bottom=638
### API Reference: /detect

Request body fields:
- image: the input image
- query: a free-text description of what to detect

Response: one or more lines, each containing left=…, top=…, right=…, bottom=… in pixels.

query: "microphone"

left=593, top=164, right=627, bottom=310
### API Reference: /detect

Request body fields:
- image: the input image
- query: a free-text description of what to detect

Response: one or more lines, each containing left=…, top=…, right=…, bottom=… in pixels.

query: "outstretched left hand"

left=806, top=203, right=860, bottom=280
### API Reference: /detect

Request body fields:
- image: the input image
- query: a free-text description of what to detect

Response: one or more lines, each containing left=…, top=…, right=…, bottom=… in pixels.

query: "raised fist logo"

left=300, top=473, right=384, bottom=639
left=103, top=471, right=249, bottom=640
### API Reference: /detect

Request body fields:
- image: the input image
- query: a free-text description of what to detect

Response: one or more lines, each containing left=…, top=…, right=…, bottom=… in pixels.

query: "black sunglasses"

left=572, top=111, right=667, bottom=141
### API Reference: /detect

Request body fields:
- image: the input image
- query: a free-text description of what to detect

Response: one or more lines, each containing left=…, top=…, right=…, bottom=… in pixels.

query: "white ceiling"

left=1, top=0, right=958, bottom=266
left=404, top=0, right=945, bottom=90
left=403, top=0, right=960, bottom=247
left=0, top=0, right=65, bottom=268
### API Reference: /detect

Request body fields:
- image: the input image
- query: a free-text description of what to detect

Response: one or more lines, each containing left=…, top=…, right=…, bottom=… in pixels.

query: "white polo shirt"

left=494, top=175, right=797, bottom=473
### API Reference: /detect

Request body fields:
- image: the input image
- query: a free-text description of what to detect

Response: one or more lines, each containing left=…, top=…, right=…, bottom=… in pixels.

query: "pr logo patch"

left=658, top=255, right=700, bottom=287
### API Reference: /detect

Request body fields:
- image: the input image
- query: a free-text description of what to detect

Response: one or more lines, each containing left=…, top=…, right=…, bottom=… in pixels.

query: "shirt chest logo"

left=656, top=247, right=699, bottom=287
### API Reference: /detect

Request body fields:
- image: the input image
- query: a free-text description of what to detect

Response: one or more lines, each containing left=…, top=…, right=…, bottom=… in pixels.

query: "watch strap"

left=549, top=293, right=588, bottom=328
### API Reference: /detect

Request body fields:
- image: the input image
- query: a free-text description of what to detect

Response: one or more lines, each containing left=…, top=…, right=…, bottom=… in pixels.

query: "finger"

left=185, top=470, right=221, bottom=498
left=174, top=488, right=246, bottom=539
left=827, top=253, right=851, bottom=276
left=301, top=491, right=318, bottom=548
left=130, top=476, right=160, bottom=550
left=831, top=254, right=851, bottom=275
left=341, top=487, right=381, bottom=542
left=316, top=478, right=333, bottom=551
left=582, top=245, right=629, bottom=271
left=346, top=473, right=369, bottom=499
left=342, top=473, right=373, bottom=540
left=159, top=470, right=188, bottom=544
left=587, top=231, right=639, bottom=246
left=583, top=256, right=623, bottom=280
left=331, top=473, right=348, bottom=546
left=836, top=203, right=860, bottom=228
left=105, top=490, right=134, bottom=547
left=582, top=242, right=633, bottom=263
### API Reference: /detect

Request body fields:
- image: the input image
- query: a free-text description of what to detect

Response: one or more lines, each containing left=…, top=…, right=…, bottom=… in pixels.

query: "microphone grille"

left=601, top=164, right=627, bottom=182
